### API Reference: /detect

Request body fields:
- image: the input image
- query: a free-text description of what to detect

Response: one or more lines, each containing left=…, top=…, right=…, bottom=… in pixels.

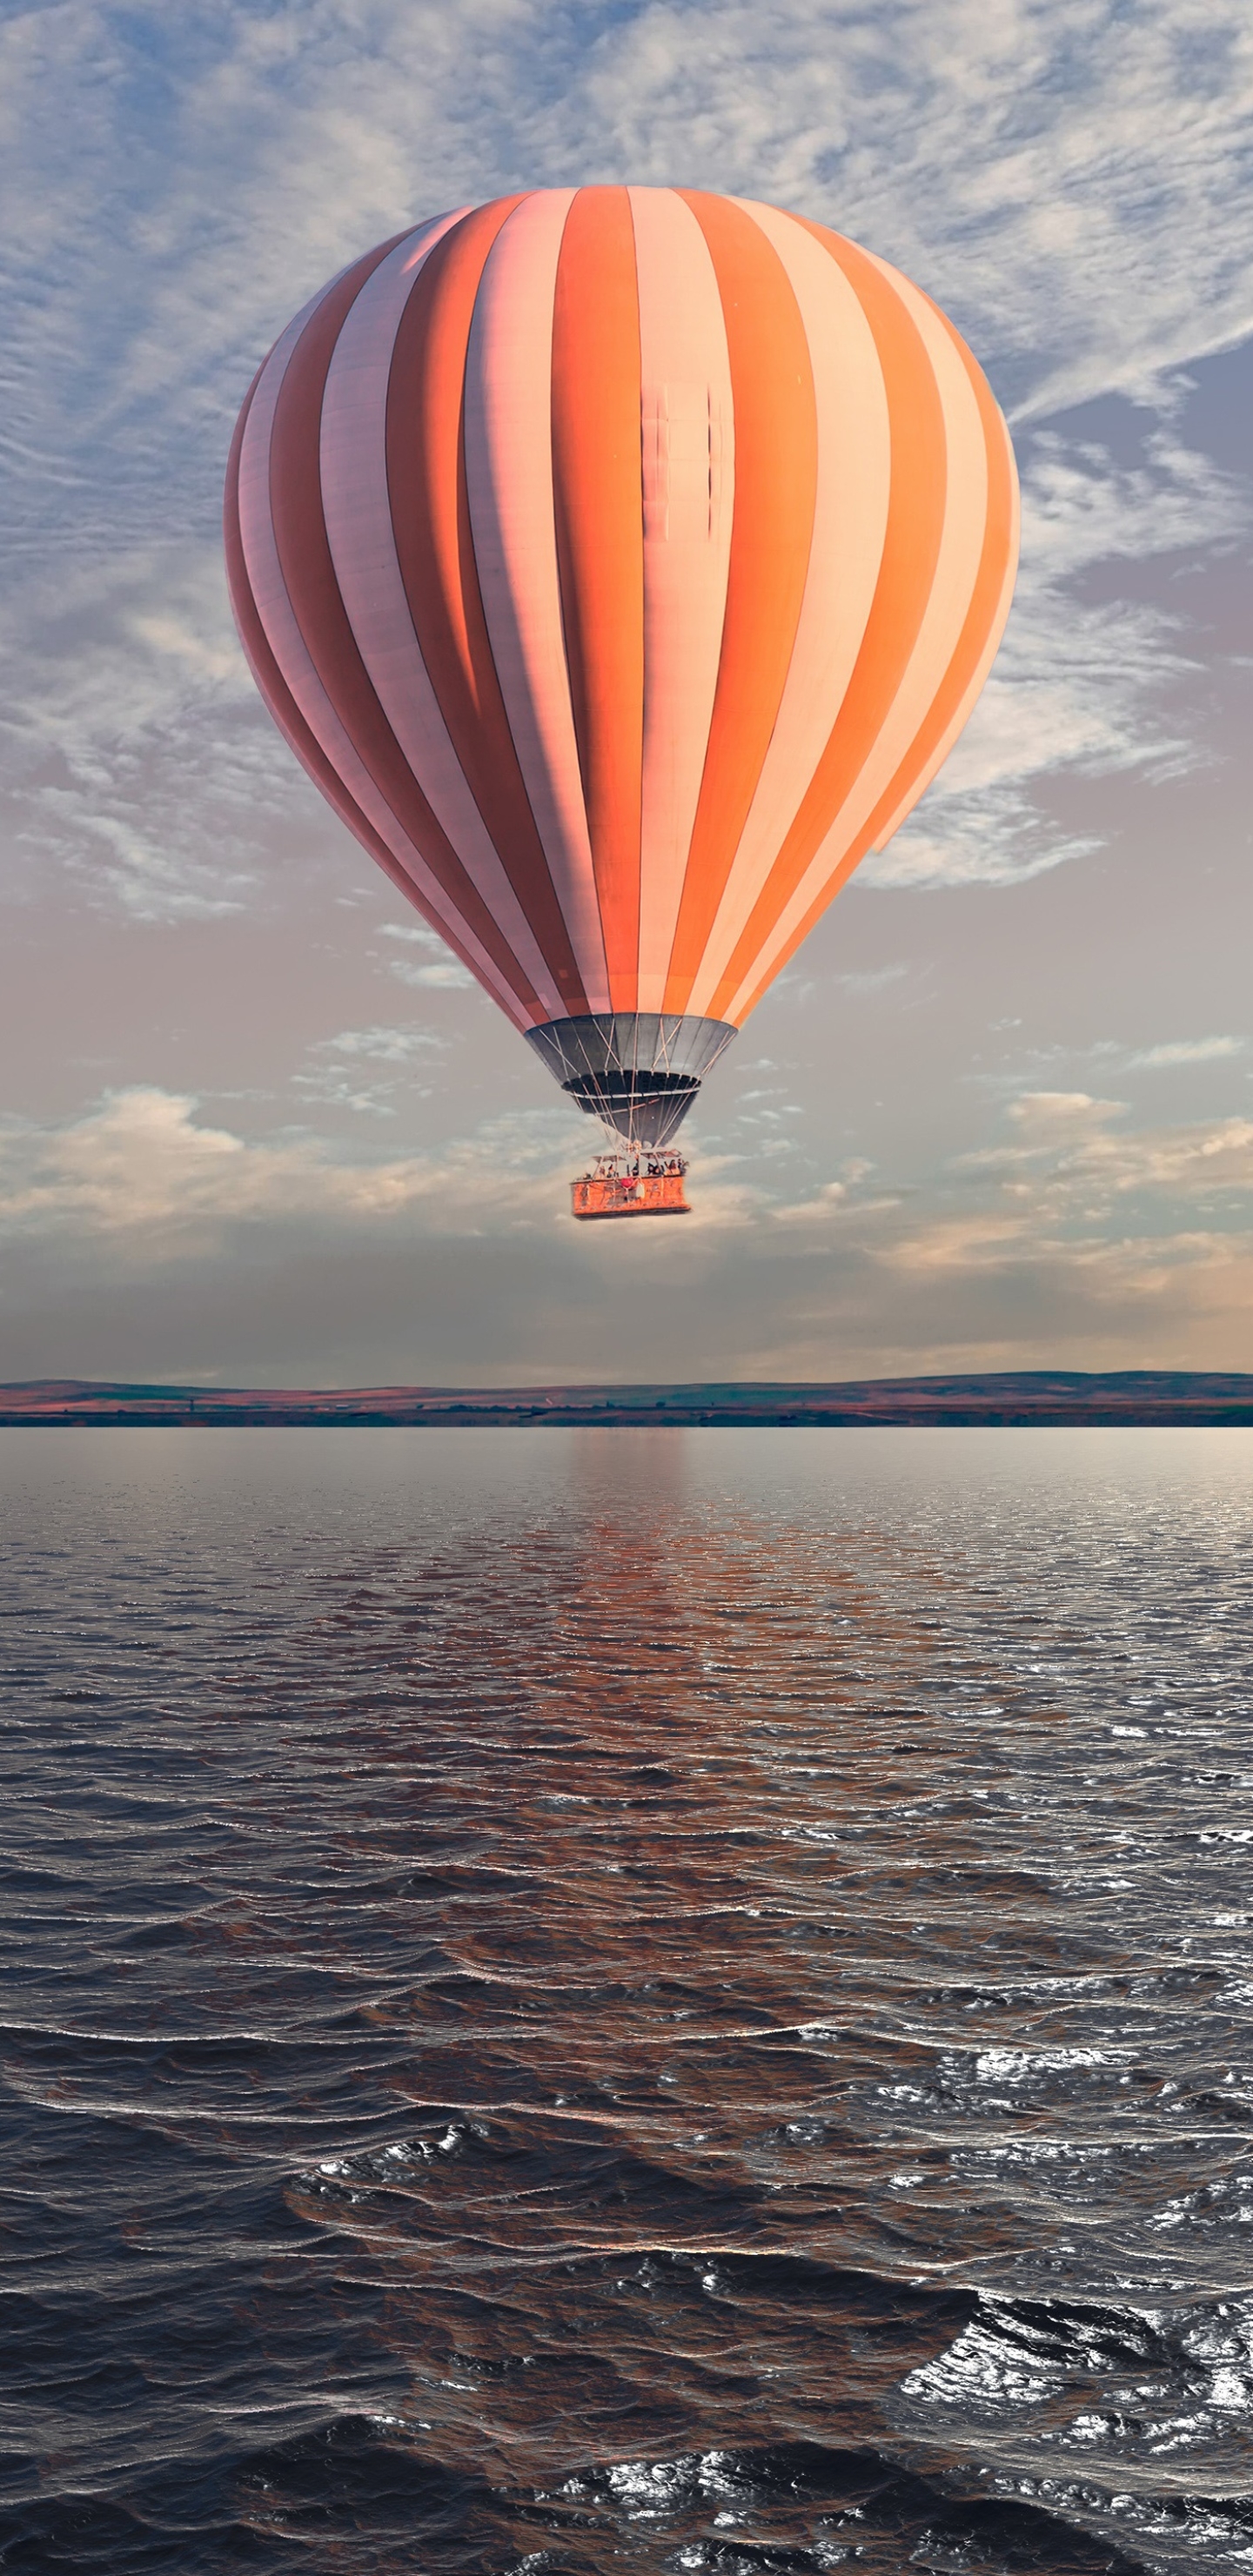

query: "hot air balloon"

left=225, top=187, right=1018, bottom=1219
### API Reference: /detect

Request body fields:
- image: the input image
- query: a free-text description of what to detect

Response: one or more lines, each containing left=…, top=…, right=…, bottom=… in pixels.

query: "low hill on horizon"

left=1, top=1372, right=1250, bottom=1426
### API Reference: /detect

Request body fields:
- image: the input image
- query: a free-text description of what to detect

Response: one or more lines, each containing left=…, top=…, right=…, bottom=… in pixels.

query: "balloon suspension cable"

left=524, top=1014, right=730, bottom=1220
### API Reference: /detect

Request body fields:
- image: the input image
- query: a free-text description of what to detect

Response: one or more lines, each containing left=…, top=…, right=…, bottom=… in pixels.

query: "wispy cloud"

left=965, top=1033, right=1249, bottom=1094
left=2, top=1081, right=1249, bottom=1383
left=955, top=1088, right=1253, bottom=1211
left=388, top=958, right=475, bottom=990
left=290, top=1021, right=449, bottom=1115
left=1127, top=1036, right=1245, bottom=1070
left=376, top=922, right=474, bottom=989
left=553, top=0, right=1253, bottom=418
left=0, top=1084, right=586, bottom=1256
left=2, top=3, right=1252, bottom=919
left=316, top=1024, right=446, bottom=1063
left=868, top=426, right=1248, bottom=887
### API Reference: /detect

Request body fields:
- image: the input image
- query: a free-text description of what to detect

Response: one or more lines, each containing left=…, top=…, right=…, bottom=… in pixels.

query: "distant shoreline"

left=1, top=1373, right=1250, bottom=1427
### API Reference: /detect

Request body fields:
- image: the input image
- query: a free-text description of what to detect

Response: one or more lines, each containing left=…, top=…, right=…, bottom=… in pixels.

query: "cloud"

left=3, top=2, right=1253, bottom=920
left=377, top=922, right=474, bottom=989
left=1126, top=1035, right=1245, bottom=1070
left=550, top=0, right=1253, bottom=419
left=291, top=1021, right=450, bottom=1114
left=7, top=1079, right=1247, bottom=1265
left=2, top=6, right=1250, bottom=1385
left=0, top=1085, right=592, bottom=1258
left=868, top=425, right=1248, bottom=888
left=315, top=1025, right=446, bottom=1063
left=772, top=1178, right=849, bottom=1220
left=1, top=1081, right=1250, bottom=1384
left=742, top=1091, right=1253, bottom=1374
left=829, top=963, right=912, bottom=997
left=388, top=958, right=475, bottom=990
left=955, top=1089, right=1253, bottom=1212
left=754, top=1090, right=1253, bottom=1333
left=962, top=1033, right=1250, bottom=1097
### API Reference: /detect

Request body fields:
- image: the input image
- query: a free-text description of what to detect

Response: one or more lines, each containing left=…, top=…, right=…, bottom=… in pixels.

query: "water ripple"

left=0, top=1426, right=1250, bottom=2571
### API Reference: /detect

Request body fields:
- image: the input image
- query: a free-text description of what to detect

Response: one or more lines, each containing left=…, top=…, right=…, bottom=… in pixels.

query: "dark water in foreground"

left=2, top=1429, right=1252, bottom=2575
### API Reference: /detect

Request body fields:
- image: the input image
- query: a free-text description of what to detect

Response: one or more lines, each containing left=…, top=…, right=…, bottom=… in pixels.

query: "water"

left=1, top=1426, right=1251, bottom=2574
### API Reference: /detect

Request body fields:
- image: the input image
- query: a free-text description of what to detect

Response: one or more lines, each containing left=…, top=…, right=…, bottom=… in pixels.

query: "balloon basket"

left=571, top=1149, right=691, bottom=1221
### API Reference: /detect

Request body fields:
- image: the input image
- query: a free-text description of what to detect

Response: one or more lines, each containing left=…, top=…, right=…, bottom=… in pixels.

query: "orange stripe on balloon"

left=386, top=198, right=592, bottom=1016
left=703, top=225, right=947, bottom=1024
left=224, top=363, right=527, bottom=1023
left=550, top=187, right=645, bottom=1010
left=662, top=191, right=819, bottom=1015
left=628, top=186, right=736, bottom=1010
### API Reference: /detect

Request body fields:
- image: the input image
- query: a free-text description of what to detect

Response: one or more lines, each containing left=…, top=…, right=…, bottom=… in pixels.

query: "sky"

left=0, top=0, right=1250, bottom=1388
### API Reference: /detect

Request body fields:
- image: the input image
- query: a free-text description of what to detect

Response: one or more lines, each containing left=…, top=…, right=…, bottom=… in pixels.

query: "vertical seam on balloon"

left=225, top=357, right=529, bottom=1025
left=660, top=192, right=820, bottom=1016
left=701, top=231, right=947, bottom=1025
left=385, top=199, right=593, bottom=1018
left=266, top=238, right=546, bottom=1024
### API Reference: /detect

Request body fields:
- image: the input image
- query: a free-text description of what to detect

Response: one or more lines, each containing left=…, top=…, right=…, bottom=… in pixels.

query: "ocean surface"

left=2, top=1426, right=1252, bottom=2575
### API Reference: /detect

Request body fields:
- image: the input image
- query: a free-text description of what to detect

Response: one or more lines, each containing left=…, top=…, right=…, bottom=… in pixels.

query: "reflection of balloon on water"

left=225, top=187, right=1018, bottom=1220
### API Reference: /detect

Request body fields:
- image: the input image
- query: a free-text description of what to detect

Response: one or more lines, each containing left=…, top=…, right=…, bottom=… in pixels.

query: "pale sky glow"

left=0, top=0, right=1250, bottom=1384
